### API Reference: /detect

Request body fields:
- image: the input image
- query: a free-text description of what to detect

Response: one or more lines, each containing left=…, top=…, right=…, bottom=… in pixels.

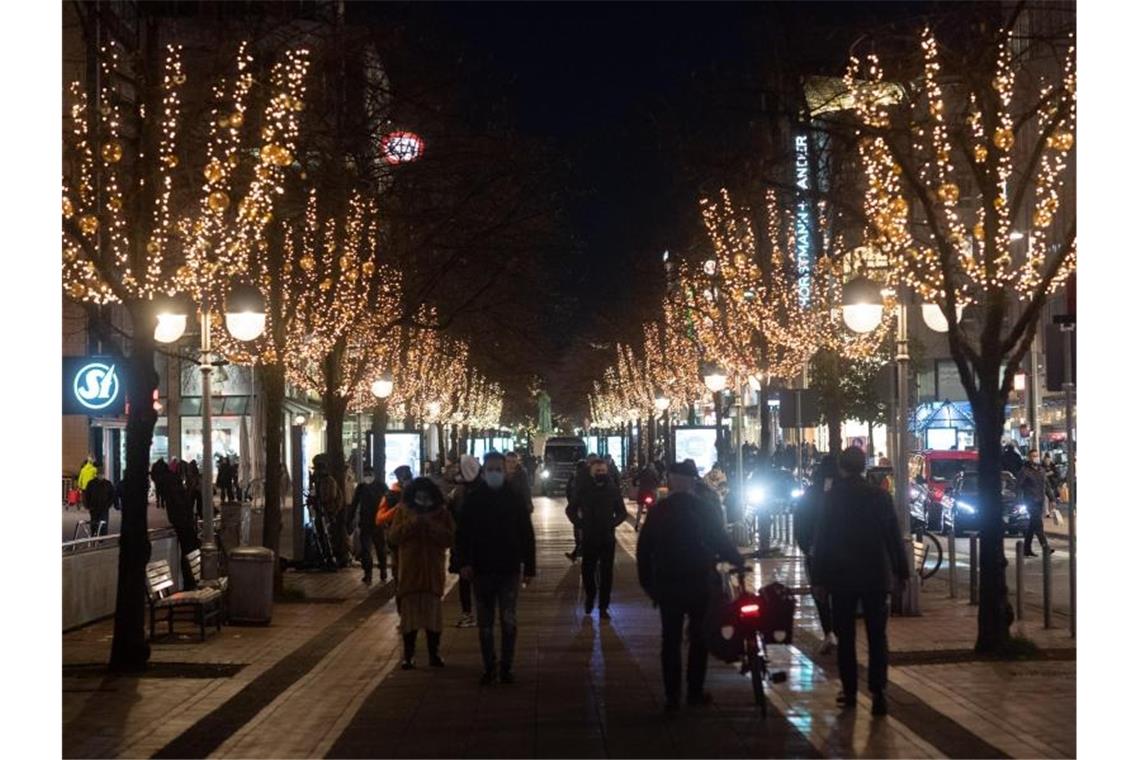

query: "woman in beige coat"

left=388, top=477, right=456, bottom=669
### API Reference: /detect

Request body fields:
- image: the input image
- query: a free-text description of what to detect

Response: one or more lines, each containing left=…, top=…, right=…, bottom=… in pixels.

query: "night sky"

left=380, top=1, right=933, bottom=419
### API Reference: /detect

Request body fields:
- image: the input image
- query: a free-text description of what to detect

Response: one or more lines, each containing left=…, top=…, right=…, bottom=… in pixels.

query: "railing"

left=63, top=525, right=178, bottom=555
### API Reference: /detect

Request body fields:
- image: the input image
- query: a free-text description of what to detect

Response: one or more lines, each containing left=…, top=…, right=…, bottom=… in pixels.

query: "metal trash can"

left=227, top=546, right=275, bottom=624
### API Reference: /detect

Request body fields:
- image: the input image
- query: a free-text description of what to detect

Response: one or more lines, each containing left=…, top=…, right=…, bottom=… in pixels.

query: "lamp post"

left=654, top=393, right=670, bottom=464
left=842, top=277, right=960, bottom=615
left=370, top=373, right=394, bottom=479
left=154, top=283, right=266, bottom=580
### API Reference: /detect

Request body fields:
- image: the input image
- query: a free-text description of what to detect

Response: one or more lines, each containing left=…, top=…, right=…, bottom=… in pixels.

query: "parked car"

left=942, top=470, right=1030, bottom=536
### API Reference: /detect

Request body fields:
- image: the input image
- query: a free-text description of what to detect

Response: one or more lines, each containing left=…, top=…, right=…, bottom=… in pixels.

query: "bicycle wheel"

left=921, top=532, right=943, bottom=579
left=747, top=641, right=767, bottom=715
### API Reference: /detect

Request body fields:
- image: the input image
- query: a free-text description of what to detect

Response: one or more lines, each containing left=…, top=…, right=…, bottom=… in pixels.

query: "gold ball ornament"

left=973, top=145, right=988, bottom=163
left=890, top=196, right=909, bottom=218
left=227, top=154, right=239, bottom=168
left=217, top=116, right=230, bottom=129
left=204, top=160, right=224, bottom=183
left=101, top=141, right=123, bottom=163
left=1033, top=210, right=1053, bottom=227
left=1048, top=131, right=1074, bottom=152
left=208, top=190, right=231, bottom=212
left=362, top=261, right=375, bottom=277
left=146, top=240, right=160, bottom=255
left=172, top=73, right=187, bottom=85
left=993, top=127, right=1014, bottom=151
left=319, top=277, right=332, bottom=292
left=993, top=194, right=1006, bottom=210
left=272, top=146, right=293, bottom=167
left=163, top=154, right=179, bottom=169
left=890, top=163, right=903, bottom=177
left=299, top=255, right=316, bottom=272
left=973, top=222, right=985, bottom=240
left=62, top=197, right=74, bottom=219
left=936, top=183, right=960, bottom=204
left=260, top=144, right=279, bottom=164
left=79, top=215, right=99, bottom=235
left=229, top=112, right=244, bottom=128
left=107, top=197, right=122, bottom=213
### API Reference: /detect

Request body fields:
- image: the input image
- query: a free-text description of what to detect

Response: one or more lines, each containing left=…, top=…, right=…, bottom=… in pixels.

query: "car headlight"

left=540, top=469, right=549, bottom=479
left=790, top=488, right=804, bottom=499
left=956, top=501, right=976, bottom=514
left=746, top=486, right=766, bottom=506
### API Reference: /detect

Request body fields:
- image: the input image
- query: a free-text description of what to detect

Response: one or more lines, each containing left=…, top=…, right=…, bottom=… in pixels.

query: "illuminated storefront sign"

left=63, top=357, right=126, bottom=416
left=794, top=134, right=813, bottom=307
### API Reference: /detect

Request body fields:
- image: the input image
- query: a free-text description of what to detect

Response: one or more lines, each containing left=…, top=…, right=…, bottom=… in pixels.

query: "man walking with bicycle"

left=812, top=446, right=909, bottom=717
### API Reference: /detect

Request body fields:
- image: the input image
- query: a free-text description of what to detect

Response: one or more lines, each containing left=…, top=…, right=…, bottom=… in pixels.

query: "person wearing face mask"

left=350, top=465, right=389, bottom=584
left=389, top=477, right=456, bottom=669
left=456, top=452, right=536, bottom=686
left=568, top=459, right=628, bottom=619
left=1017, top=448, right=1056, bottom=557
left=794, top=454, right=839, bottom=654
left=376, top=465, right=415, bottom=585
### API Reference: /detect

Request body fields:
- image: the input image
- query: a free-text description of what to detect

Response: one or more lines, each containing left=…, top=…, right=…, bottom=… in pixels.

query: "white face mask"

left=363, top=475, right=375, bottom=484
left=485, top=471, right=505, bottom=489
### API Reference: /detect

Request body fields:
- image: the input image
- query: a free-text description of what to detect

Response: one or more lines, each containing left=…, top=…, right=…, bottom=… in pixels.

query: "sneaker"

left=1024, top=550, right=1038, bottom=557
left=871, top=691, right=888, bottom=716
left=599, top=609, right=612, bottom=621
left=479, top=671, right=496, bottom=686
left=429, top=654, right=445, bottom=668
left=499, top=670, right=515, bottom=685
left=456, top=614, right=476, bottom=628
left=400, top=659, right=415, bottom=670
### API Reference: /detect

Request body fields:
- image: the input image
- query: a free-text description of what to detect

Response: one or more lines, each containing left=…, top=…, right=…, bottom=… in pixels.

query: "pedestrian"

left=150, top=457, right=167, bottom=510
left=162, top=465, right=202, bottom=590
left=568, top=458, right=628, bottom=619
left=793, top=454, right=839, bottom=655
left=693, top=461, right=725, bottom=528
left=377, top=465, right=414, bottom=583
left=350, top=465, right=388, bottom=584
left=216, top=456, right=233, bottom=503
left=83, top=465, right=115, bottom=537
left=634, top=461, right=660, bottom=532
left=1017, top=448, right=1056, bottom=557
left=185, top=460, right=203, bottom=520
left=448, top=454, right=481, bottom=628
left=636, top=459, right=744, bottom=712
left=563, top=459, right=590, bottom=562
left=812, top=446, right=909, bottom=717
left=505, top=451, right=534, bottom=514
left=456, top=452, right=536, bottom=686
left=311, top=455, right=345, bottom=567
left=389, top=477, right=456, bottom=669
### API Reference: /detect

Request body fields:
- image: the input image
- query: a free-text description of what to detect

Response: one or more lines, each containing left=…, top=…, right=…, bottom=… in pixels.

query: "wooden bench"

left=185, top=549, right=229, bottom=622
left=145, top=559, right=222, bottom=641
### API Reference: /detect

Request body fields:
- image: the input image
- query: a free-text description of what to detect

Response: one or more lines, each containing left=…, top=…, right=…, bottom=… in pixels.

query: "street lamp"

left=919, top=303, right=966, bottom=333
left=153, top=283, right=265, bottom=580
left=841, top=276, right=884, bottom=334
left=702, top=364, right=728, bottom=394
left=654, top=393, right=670, bottom=413
left=371, top=372, right=394, bottom=400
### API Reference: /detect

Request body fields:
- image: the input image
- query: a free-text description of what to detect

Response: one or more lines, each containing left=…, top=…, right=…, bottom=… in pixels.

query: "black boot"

left=427, top=630, right=444, bottom=667
left=401, top=631, right=417, bottom=669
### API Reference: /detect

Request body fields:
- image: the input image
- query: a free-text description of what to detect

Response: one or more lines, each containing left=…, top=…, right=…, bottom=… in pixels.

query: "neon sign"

left=73, top=361, right=120, bottom=412
left=794, top=134, right=812, bottom=307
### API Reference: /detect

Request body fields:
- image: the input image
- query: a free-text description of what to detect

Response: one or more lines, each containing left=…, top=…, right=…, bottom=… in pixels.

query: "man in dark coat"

left=568, top=459, right=628, bottom=618
left=457, top=452, right=536, bottom=686
left=150, top=457, right=168, bottom=510
left=350, top=465, right=389, bottom=584
left=812, top=446, right=909, bottom=717
left=83, top=466, right=116, bottom=537
left=793, top=454, right=838, bottom=654
left=636, top=460, right=744, bottom=712
left=162, top=467, right=202, bottom=590
left=563, top=459, right=590, bottom=562
left=1017, top=448, right=1056, bottom=557
left=1001, top=442, right=1025, bottom=477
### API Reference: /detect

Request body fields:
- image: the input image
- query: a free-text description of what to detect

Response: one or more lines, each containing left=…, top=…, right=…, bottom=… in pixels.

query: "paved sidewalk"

left=62, top=497, right=1075, bottom=758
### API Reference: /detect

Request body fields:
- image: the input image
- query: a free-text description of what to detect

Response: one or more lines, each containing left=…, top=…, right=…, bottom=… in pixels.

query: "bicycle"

left=718, top=561, right=793, bottom=716
left=913, top=525, right=943, bottom=581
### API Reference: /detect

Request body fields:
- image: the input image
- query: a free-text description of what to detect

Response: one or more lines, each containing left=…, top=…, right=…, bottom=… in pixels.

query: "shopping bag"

left=1058, top=483, right=1070, bottom=503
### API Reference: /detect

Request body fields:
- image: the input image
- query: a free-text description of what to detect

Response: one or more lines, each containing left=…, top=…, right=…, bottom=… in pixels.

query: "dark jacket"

left=635, top=466, right=660, bottom=494
left=693, top=480, right=724, bottom=528
left=84, top=477, right=116, bottom=516
left=507, top=470, right=534, bottom=514
left=569, top=479, right=628, bottom=545
left=636, top=490, right=743, bottom=605
left=350, top=480, right=387, bottom=531
left=1001, top=446, right=1024, bottom=476
left=1017, top=464, right=1054, bottom=508
left=812, top=476, right=908, bottom=593
left=456, top=482, right=536, bottom=577
left=794, top=482, right=826, bottom=558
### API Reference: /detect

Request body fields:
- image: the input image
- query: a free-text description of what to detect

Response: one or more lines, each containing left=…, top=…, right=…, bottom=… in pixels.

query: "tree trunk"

left=827, top=411, right=843, bottom=455
left=647, top=415, right=657, bottom=463
left=323, top=392, right=350, bottom=499
left=713, top=391, right=725, bottom=464
left=973, top=396, right=1012, bottom=653
left=109, top=304, right=156, bottom=673
left=259, top=363, right=286, bottom=594
left=866, top=419, right=876, bottom=459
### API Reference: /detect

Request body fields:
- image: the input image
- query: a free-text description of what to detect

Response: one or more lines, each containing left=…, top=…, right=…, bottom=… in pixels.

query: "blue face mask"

left=485, top=471, right=505, bottom=490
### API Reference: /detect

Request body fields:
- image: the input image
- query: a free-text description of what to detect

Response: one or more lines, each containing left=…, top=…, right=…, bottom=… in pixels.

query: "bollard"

left=948, top=532, right=957, bottom=599
left=1043, top=549, right=1053, bottom=629
left=1015, top=540, right=1024, bottom=620
left=968, top=534, right=978, bottom=606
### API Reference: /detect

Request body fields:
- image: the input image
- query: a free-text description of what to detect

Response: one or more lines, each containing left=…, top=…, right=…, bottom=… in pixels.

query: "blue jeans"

left=474, top=573, right=520, bottom=674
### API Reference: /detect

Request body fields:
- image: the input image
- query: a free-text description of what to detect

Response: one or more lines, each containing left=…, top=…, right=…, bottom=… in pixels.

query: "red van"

left=908, top=450, right=979, bottom=505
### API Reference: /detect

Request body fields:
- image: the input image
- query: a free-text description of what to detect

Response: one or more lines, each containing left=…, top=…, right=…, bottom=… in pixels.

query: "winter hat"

left=459, top=454, right=480, bottom=483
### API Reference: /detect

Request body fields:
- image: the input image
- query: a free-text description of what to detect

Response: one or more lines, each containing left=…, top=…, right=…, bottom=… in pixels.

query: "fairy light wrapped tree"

left=62, top=36, right=309, bottom=670
left=841, top=19, right=1075, bottom=651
